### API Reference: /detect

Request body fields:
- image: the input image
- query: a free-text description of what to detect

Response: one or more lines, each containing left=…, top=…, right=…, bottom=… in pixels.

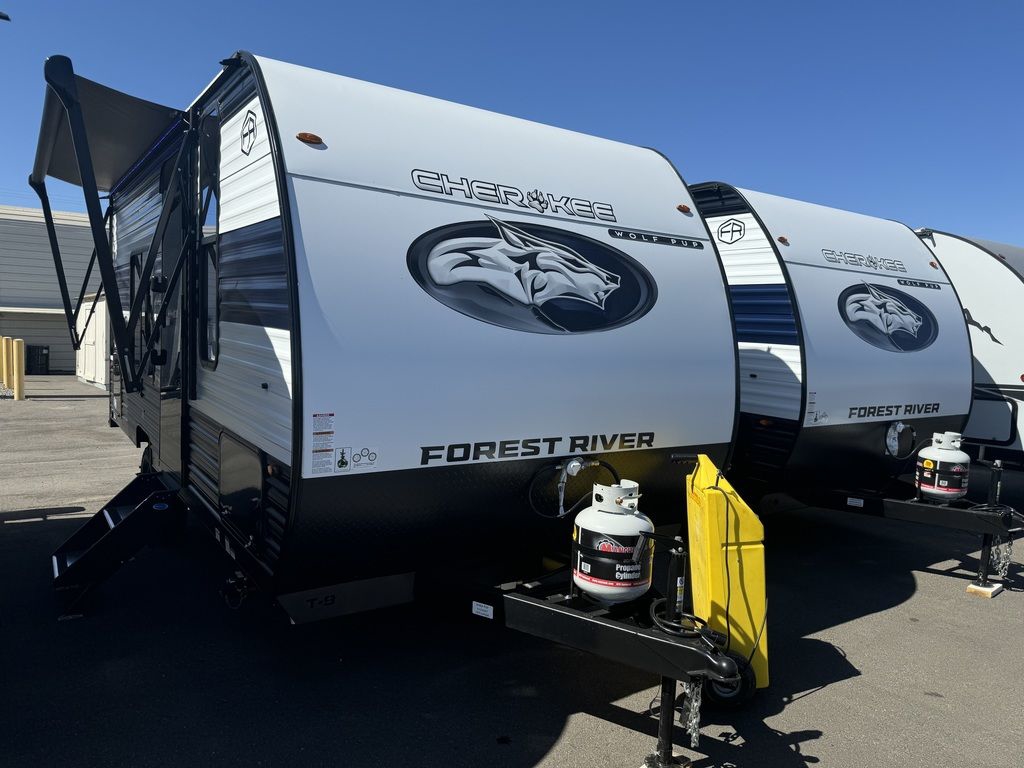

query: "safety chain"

left=681, top=679, right=702, bottom=748
left=991, top=536, right=1013, bottom=581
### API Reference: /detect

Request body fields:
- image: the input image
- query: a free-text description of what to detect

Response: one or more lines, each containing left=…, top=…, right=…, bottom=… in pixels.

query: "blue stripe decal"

left=729, top=284, right=799, bottom=345
left=219, top=217, right=290, bottom=330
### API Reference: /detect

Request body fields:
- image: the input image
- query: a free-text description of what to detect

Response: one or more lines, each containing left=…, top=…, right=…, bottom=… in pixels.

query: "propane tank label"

left=915, top=458, right=969, bottom=495
left=572, top=527, right=653, bottom=588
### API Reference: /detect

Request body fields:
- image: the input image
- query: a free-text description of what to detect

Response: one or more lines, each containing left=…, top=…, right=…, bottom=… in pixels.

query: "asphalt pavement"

left=1, top=382, right=1022, bottom=767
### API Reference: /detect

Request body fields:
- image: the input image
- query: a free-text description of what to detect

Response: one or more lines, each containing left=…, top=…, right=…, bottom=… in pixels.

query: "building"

left=0, top=204, right=98, bottom=373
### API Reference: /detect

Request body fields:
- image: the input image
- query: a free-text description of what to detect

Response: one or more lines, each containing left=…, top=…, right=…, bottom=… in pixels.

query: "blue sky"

left=0, top=1, right=1020, bottom=242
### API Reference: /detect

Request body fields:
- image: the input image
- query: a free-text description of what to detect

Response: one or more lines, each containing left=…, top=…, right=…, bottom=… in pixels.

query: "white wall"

left=75, top=294, right=108, bottom=388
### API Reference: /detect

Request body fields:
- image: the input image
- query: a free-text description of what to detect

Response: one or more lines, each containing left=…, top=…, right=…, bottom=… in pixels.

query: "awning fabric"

left=31, top=61, right=181, bottom=192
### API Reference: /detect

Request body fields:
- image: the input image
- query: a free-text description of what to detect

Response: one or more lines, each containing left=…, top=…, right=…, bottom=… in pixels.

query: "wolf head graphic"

left=407, top=217, right=657, bottom=334
left=838, top=282, right=937, bottom=352
left=425, top=216, right=621, bottom=310
left=845, top=283, right=923, bottom=338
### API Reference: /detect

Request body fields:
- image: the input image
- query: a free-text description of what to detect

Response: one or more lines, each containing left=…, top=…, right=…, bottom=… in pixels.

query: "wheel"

left=702, top=651, right=757, bottom=710
left=140, top=445, right=154, bottom=474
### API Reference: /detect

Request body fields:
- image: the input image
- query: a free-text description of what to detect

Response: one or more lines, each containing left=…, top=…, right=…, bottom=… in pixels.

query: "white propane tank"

left=915, top=432, right=971, bottom=501
left=572, top=479, right=654, bottom=603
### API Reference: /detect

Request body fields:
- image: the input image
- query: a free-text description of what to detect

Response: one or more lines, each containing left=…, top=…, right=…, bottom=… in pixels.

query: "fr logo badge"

left=717, top=218, right=745, bottom=245
left=240, top=110, right=257, bottom=156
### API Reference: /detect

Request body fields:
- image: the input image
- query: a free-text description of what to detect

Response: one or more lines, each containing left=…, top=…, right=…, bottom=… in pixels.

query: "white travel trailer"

left=917, top=230, right=1024, bottom=464
left=690, top=183, right=974, bottom=499
left=32, top=53, right=738, bottom=620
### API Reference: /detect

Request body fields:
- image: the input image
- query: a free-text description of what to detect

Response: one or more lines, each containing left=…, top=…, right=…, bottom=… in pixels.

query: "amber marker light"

left=676, top=203, right=691, bottom=214
left=777, top=235, right=789, bottom=246
left=296, top=132, right=323, bottom=145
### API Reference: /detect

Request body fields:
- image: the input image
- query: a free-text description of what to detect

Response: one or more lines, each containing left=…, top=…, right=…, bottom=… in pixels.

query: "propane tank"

left=572, top=479, right=654, bottom=603
left=915, top=432, right=970, bottom=501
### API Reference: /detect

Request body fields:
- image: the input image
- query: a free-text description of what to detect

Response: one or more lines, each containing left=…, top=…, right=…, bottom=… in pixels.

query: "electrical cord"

left=877, top=436, right=931, bottom=497
left=747, top=599, right=768, bottom=666
left=967, top=501, right=1024, bottom=526
left=648, top=597, right=727, bottom=648
left=889, top=423, right=920, bottom=461
left=527, top=464, right=563, bottom=519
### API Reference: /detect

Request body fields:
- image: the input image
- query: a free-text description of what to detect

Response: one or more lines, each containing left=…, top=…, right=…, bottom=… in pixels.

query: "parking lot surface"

left=2, top=383, right=1022, bottom=767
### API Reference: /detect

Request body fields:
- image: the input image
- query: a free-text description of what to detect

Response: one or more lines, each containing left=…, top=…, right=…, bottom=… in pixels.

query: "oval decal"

left=407, top=216, right=657, bottom=334
left=838, top=282, right=938, bottom=352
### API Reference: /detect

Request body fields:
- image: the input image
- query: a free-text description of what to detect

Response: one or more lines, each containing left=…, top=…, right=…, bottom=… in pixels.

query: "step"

left=102, top=504, right=135, bottom=529
left=51, top=549, right=86, bottom=579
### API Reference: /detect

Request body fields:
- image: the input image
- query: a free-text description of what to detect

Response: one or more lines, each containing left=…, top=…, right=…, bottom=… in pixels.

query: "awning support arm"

left=28, top=56, right=138, bottom=390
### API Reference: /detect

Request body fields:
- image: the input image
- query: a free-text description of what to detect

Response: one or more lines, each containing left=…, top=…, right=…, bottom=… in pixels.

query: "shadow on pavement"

left=0, top=498, right=1008, bottom=767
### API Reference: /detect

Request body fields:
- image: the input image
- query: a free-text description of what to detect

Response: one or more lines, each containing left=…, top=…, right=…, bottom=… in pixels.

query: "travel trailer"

left=32, top=53, right=739, bottom=620
left=690, top=183, right=974, bottom=499
left=917, top=230, right=1024, bottom=465
left=32, top=53, right=1011, bottom=624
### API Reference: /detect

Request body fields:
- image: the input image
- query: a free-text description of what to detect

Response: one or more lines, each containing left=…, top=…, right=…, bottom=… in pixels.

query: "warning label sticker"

left=312, top=412, right=335, bottom=431
left=311, top=412, right=336, bottom=475
left=312, top=449, right=334, bottom=475
left=312, top=431, right=334, bottom=450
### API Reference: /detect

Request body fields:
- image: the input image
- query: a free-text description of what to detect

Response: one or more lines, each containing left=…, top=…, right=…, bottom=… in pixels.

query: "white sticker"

left=311, top=449, right=334, bottom=475
left=350, top=447, right=378, bottom=470
left=471, top=601, right=495, bottom=620
left=311, top=411, right=337, bottom=474
left=335, top=447, right=352, bottom=473
left=312, top=430, right=334, bottom=450
left=312, top=412, right=335, bottom=431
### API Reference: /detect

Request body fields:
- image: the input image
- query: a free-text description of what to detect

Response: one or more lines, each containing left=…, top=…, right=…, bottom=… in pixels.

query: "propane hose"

left=527, top=457, right=621, bottom=519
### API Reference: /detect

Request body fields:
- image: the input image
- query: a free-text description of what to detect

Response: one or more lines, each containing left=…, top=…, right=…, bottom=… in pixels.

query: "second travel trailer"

left=690, top=183, right=974, bottom=500
left=917, top=230, right=1024, bottom=464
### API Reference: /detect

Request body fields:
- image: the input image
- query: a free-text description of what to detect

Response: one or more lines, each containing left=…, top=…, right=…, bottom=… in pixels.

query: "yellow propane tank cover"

left=686, top=455, right=769, bottom=688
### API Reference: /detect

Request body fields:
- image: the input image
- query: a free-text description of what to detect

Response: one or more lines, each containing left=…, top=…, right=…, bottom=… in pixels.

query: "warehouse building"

left=0, top=204, right=98, bottom=374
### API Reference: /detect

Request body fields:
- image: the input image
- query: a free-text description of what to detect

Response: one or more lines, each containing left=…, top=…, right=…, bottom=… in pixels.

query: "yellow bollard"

left=12, top=338, right=25, bottom=400
left=0, top=335, right=7, bottom=388
left=2, top=336, right=12, bottom=390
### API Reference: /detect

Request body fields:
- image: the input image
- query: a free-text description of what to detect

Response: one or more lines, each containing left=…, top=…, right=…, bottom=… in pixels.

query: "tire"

left=702, top=651, right=757, bottom=710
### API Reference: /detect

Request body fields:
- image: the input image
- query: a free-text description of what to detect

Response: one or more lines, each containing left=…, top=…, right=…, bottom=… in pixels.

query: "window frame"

left=199, top=237, right=219, bottom=369
left=197, top=111, right=221, bottom=371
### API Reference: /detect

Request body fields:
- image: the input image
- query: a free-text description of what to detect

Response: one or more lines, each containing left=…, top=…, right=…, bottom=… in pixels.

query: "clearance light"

left=296, top=132, right=324, bottom=145
left=676, top=204, right=691, bottom=214
left=929, top=261, right=939, bottom=269
left=777, top=236, right=789, bottom=246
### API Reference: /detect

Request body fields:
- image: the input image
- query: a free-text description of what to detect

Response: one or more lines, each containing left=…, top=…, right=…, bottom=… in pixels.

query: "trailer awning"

left=30, top=61, right=181, bottom=192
